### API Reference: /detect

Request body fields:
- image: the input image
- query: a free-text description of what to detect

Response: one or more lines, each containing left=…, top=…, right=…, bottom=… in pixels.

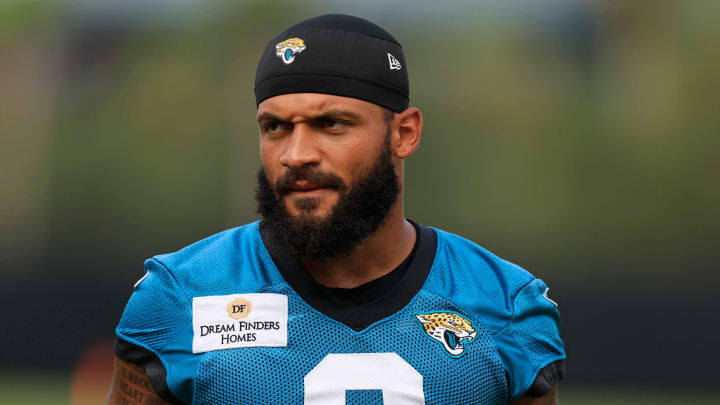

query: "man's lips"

left=285, top=181, right=334, bottom=194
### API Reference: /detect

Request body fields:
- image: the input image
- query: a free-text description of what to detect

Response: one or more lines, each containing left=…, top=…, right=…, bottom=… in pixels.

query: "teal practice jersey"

left=115, top=221, right=565, bottom=404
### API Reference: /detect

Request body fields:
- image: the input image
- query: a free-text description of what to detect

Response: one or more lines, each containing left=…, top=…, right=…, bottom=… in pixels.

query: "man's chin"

left=283, top=196, right=338, bottom=217
left=285, top=209, right=333, bottom=223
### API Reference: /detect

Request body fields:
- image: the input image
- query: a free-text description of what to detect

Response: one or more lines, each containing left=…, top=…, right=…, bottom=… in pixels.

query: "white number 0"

left=304, top=353, right=425, bottom=405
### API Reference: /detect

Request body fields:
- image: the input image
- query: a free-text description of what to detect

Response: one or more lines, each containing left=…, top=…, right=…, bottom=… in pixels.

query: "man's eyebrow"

left=257, top=110, right=361, bottom=123
left=256, top=112, right=280, bottom=123
left=314, top=109, right=360, bottom=121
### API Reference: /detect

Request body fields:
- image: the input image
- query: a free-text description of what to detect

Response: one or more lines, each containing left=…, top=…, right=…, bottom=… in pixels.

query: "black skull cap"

left=254, top=14, right=409, bottom=112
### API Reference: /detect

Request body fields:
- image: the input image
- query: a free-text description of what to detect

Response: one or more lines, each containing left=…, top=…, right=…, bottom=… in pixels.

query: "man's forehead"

left=257, top=93, right=381, bottom=119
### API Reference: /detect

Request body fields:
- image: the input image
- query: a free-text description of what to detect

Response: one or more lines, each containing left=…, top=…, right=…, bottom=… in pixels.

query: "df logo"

left=226, top=297, right=252, bottom=319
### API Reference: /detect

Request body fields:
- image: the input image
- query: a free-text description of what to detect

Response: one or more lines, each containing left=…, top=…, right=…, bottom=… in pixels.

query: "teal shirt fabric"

left=116, top=222, right=565, bottom=404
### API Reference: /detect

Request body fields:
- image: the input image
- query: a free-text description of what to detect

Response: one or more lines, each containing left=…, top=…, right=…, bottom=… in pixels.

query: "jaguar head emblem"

left=416, top=312, right=477, bottom=357
left=275, top=37, right=306, bottom=65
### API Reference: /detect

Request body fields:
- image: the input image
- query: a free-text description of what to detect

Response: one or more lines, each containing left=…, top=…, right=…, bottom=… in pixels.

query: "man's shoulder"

left=426, top=227, right=541, bottom=331
left=152, top=222, right=259, bottom=268
left=143, top=221, right=281, bottom=296
left=431, top=227, right=535, bottom=286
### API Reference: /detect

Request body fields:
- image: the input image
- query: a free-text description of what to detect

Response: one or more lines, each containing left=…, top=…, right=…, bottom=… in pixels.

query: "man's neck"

left=299, top=208, right=416, bottom=289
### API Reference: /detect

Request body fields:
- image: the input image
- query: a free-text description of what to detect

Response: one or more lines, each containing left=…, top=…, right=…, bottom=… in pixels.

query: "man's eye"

left=263, top=121, right=285, bottom=133
left=323, top=119, right=346, bottom=129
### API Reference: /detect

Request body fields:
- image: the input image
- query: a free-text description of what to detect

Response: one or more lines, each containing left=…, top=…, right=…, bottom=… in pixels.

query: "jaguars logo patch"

left=416, top=312, right=477, bottom=357
left=275, top=37, right=306, bottom=65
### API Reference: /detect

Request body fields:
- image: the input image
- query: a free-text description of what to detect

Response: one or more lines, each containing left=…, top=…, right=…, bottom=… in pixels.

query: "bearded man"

left=107, top=14, right=565, bottom=405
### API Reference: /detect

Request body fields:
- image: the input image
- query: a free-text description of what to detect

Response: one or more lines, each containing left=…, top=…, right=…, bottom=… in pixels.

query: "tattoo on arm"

left=107, top=358, right=171, bottom=405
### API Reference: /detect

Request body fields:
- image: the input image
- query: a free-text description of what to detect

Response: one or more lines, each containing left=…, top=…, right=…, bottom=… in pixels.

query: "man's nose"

left=279, top=124, right=321, bottom=169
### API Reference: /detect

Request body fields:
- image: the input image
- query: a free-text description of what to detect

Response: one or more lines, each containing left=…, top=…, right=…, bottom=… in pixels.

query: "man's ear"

left=393, top=107, right=423, bottom=159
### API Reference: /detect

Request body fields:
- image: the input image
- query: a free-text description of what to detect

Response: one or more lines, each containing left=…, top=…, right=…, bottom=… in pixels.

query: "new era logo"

left=387, top=53, right=401, bottom=70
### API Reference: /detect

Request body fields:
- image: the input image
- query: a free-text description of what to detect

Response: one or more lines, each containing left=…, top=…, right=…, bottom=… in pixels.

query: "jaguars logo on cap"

left=275, top=37, right=306, bottom=65
left=416, top=311, right=477, bottom=357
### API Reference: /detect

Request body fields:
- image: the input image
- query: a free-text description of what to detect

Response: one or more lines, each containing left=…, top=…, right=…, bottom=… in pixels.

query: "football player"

left=107, top=14, right=565, bottom=405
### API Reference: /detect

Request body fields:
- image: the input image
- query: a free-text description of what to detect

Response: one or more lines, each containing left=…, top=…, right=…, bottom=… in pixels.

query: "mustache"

left=273, top=167, right=346, bottom=197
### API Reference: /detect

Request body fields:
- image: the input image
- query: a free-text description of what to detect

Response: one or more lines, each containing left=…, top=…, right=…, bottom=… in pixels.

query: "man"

left=107, top=14, right=565, bottom=405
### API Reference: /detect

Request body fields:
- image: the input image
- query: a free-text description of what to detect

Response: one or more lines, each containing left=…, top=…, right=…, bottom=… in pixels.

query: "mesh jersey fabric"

left=116, top=221, right=565, bottom=404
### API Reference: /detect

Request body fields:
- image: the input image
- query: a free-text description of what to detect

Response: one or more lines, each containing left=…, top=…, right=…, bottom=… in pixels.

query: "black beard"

left=255, top=135, right=399, bottom=260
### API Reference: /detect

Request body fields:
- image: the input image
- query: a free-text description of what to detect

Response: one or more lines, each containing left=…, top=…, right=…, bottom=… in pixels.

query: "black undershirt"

left=260, top=219, right=436, bottom=331
left=321, top=222, right=419, bottom=306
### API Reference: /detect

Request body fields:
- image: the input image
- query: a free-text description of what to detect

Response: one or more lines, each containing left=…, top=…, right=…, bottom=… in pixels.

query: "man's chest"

left=186, top=288, right=509, bottom=404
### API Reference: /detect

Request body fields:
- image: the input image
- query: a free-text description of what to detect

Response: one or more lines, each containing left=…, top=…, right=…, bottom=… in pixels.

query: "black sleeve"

left=523, top=359, right=566, bottom=397
left=114, top=337, right=183, bottom=404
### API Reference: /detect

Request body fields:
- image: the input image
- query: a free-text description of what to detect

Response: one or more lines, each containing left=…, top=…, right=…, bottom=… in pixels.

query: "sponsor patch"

left=192, top=293, right=288, bottom=354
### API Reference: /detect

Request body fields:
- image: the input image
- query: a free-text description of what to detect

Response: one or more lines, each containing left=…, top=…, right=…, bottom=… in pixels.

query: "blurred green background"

left=1, top=0, right=718, bottom=403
